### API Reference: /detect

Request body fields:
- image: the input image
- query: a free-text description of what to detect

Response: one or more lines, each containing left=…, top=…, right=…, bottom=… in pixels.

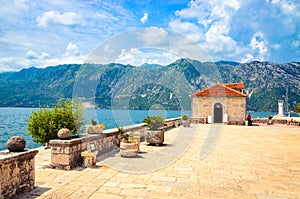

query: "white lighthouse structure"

left=277, top=99, right=284, bottom=117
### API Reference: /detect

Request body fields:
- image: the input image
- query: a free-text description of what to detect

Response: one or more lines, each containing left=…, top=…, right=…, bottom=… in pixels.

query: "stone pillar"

left=278, top=99, right=284, bottom=116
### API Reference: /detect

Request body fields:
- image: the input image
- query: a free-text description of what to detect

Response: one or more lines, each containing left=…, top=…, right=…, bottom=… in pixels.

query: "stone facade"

left=191, top=83, right=247, bottom=124
left=192, top=96, right=246, bottom=124
left=0, top=149, right=38, bottom=199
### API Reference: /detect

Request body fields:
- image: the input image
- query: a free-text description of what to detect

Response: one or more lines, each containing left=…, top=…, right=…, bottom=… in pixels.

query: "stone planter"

left=267, top=119, right=273, bottom=125
left=182, top=120, right=191, bottom=127
left=145, top=130, right=164, bottom=146
left=120, top=142, right=139, bottom=157
left=245, top=120, right=248, bottom=126
left=86, top=125, right=104, bottom=134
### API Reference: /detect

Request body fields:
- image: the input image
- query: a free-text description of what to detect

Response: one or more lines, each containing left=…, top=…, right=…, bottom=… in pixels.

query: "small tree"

left=295, top=103, right=300, bottom=113
left=27, top=99, right=85, bottom=145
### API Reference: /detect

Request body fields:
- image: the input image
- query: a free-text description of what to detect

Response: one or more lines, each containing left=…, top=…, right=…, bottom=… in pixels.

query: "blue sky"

left=0, top=0, right=300, bottom=72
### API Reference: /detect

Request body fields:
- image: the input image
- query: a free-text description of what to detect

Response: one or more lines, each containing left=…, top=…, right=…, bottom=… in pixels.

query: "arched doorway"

left=214, top=103, right=223, bottom=123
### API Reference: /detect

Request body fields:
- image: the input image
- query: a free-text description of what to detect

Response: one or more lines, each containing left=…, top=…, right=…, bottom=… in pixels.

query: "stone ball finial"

left=7, top=136, right=26, bottom=152
left=57, top=128, right=71, bottom=140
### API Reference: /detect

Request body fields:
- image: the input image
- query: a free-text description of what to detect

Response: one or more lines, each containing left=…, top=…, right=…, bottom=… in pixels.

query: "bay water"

left=0, top=108, right=190, bottom=150
left=0, top=108, right=297, bottom=151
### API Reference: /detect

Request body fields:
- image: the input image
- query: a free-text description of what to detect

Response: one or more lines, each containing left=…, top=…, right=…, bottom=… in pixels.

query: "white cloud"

left=47, top=43, right=84, bottom=66
left=240, top=32, right=269, bottom=63
left=85, top=28, right=211, bottom=65
left=175, top=0, right=240, bottom=28
left=26, top=50, right=50, bottom=60
left=169, top=19, right=204, bottom=42
left=169, top=0, right=300, bottom=62
left=140, top=12, right=148, bottom=24
left=116, top=48, right=180, bottom=66
left=0, top=43, right=86, bottom=72
left=137, top=27, right=169, bottom=46
left=63, top=43, right=80, bottom=57
left=271, top=43, right=281, bottom=50
left=36, top=10, right=84, bottom=27
left=170, top=0, right=243, bottom=61
left=292, top=40, right=300, bottom=47
left=271, top=0, right=298, bottom=14
left=250, top=32, right=269, bottom=60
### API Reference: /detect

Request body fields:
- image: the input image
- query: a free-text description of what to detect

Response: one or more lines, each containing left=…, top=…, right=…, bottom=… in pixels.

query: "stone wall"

left=192, top=96, right=246, bottom=124
left=226, top=97, right=247, bottom=123
left=252, top=118, right=288, bottom=124
left=49, top=119, right=181, bottom=170
left=50, top=132, right=120, bottom=170
left=0, top=149, right=38, bottom=199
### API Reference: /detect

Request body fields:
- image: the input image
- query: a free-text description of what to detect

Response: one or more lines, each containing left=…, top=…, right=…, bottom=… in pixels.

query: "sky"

left=0, top=0, right=300, bottom=72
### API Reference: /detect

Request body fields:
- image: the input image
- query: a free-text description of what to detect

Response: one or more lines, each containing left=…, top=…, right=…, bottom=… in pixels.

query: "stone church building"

left=191, top=83, right=247, bottom=124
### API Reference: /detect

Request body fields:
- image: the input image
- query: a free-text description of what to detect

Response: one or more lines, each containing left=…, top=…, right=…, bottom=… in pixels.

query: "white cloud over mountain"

left=0, top=0, right=299, bottom=72
left=169, top=0, right=300, bottom=63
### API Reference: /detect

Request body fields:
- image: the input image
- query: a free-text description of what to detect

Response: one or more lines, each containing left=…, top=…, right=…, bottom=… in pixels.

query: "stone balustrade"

left=49, top=118, right=181, bottom=170
left=0, top=149, right=38, bottom=199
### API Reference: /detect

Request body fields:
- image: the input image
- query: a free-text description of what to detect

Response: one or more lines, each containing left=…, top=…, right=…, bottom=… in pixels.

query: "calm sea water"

left=0, top=108, right=190, bottom=151
left=0, top=108, right=298, bottom=151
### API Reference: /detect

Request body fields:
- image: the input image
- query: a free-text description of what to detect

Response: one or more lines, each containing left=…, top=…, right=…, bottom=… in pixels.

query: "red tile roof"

left=223, top=82, right=244, bottom=89
left=191, top=83, right=247, bottom=97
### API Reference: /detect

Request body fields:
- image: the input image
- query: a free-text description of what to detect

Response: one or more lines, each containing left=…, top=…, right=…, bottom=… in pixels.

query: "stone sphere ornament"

left=7, top=136, right=26, bottom=152
left=57, top=128, right=71, bottom=140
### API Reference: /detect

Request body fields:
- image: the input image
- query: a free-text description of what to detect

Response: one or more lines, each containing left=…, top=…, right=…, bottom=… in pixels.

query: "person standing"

left=247, top=113, right=252, bottom=126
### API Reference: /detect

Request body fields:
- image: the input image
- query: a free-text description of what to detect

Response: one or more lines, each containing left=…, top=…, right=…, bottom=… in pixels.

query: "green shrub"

left=295, top=103, right=300, bottom=113
left=27, top=99, right=85, bottom=144
left=268, top=114, right=273, bottom=120
left=118, top=127, right=131, bottom=143
left=142, top=116, right=165, bottom=130
left=182, top=114, right=189, bottom=120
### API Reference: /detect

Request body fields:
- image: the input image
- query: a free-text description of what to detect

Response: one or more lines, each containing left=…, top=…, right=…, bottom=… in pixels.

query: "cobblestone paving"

left=25, top=124, right=300, bottom=199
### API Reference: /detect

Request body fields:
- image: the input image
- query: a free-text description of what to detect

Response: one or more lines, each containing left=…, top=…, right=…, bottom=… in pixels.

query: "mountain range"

left=0, top=59, right=299, bottom=112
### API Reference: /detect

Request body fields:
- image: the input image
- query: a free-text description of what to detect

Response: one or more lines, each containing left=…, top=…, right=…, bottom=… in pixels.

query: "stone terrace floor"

left=25, top=124, right=300, bottom=199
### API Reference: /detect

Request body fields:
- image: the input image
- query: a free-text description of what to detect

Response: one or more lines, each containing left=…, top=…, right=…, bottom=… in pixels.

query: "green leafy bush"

left=27, top=99, right=85, bottom=144
left=182, top=114, right=189, bottom=120
left=295, top=103, right=300, bottom=113
left=142, top=116, right=166, bottom=130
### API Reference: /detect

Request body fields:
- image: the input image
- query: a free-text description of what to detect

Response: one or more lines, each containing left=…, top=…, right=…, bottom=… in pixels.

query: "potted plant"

left=267, top=114, right=273, bottom=125
left=182, top=114, right=190, bottom=127
left=118, top=127, right=139, bottom=157
left=86, top=119, right=105, bottom=134
left=143, top=116, right=166, bottom=146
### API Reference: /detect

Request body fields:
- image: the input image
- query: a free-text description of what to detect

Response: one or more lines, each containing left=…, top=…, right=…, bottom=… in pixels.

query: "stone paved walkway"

left=25, top=124, right=300, bottom=199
